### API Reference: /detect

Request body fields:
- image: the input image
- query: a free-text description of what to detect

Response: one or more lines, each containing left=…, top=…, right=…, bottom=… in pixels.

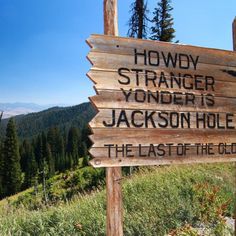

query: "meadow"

left=0, top=163, right=235, bottom=235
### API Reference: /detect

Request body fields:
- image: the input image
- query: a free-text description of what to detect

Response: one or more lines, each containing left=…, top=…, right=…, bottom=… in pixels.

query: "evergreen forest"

left=0, top=102, right=95, bottom=199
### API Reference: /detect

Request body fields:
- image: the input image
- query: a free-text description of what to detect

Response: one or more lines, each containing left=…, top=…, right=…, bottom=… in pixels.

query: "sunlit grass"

left=0, top=163, right=234, bottom=235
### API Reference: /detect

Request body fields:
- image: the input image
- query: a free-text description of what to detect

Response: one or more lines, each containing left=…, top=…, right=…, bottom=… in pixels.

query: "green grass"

left=0, top=163, right=235, bottom=235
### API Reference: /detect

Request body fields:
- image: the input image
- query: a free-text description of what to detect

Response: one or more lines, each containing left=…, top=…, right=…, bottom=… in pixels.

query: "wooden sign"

left=87, top=34, right=236, bottom=167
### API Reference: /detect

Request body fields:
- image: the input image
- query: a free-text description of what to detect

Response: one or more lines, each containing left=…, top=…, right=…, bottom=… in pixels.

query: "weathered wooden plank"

left=87, top=49, right=236, bottom=72
left=232, top=16, right=236, bottom=236
left=233, top=17, right=236, bottom=51
left=87, top=52, right=236, bottom=83
left=87, top=28, right=236, bottom=170
left=90, top=90, right=236, bottom=113
left=90, top=144, right=236, bottom=159
left=103, top=1, right=123, bottom=236
left=89, top=109, right=236, bottom=129
left=87, top=34, right=236, bottom=68
left=90, top=129, right=236, bottom=147
left=89, top=156, right=236, bottom=168
left=106, top=166, right=123, bottom=236
left=87, top=69, right=236, bottom=96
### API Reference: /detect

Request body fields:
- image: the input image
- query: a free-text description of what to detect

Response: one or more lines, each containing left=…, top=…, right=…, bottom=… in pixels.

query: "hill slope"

left=0, top=102, right=54, bottom=119
left=0, top=102, right=96, bottom=140
left=0, top=164, right=234, bottom=235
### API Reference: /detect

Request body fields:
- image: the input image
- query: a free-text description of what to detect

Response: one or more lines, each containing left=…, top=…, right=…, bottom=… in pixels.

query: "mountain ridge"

left=0, top=102, right=96, bottom=140
left=0, top=102, right=68, bottom=119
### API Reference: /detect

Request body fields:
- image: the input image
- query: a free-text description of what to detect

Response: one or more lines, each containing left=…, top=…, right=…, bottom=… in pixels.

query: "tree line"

left=0, top=0, right=176, bottom=199
left=128, top=0, right=175, bottom=42
left=0, top=118, right=90, bottom=199
left=126, top=0, right=175, bottom=174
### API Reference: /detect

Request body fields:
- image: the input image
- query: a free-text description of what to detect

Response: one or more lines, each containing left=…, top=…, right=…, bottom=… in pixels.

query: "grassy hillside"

left=0, top=163, right=234, bottom=235
left=0, top=102, right=96, bottom=140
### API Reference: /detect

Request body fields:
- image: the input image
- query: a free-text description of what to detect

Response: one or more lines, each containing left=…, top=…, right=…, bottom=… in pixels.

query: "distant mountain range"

left=0, top=102, right=67, bottom=119
left=0, top=102, right=96, bottom=140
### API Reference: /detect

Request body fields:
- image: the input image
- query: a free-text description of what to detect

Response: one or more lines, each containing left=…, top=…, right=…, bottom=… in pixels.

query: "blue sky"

left=0, top=0, right=235, bottom=105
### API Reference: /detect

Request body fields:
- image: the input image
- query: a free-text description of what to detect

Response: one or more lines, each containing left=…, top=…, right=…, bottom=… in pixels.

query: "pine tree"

left=82, top=154, right=89, bottom=167
left=43, top=132, right=55, bottom=176
left=45, top=143, right=55, bottom=177
left=34, top=134, right=43, bottom=169
left=0, top=141, right=4, bottom=198
left=57, top=136, right=65, bottom=171
left=66, top=127, right=80, bottom=167
left=65, top=153, right=73, bottom=169
left=3, top=118, right=22, bottom=196
left=41, top=159, right=49, bottom=203
left=47, top=127, right=64, bottom=172
left=127, top=0, right=149, bottom=39
left=0, top=112, right=3, bottom=197
left=150, top=0, right=175, bottom=42
left=24, top=145, right=38, bottom=188
left=81, top=125, right=92, bottom=150
left=47, top=128, right=57, bottom=166
left=33, top=133, right=50, bottom=182
left=27, top=155, right=37, bottom=188
left=20, top=140, right=30, bottom=173
left=79, top=142, right=88, bottom=157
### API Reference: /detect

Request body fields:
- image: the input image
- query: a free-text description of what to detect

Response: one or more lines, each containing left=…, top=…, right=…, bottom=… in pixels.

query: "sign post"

left=103, top=1, right=123, bottom=236
left=87, top=5, right=236, bottom=233
left=233, top=17, right=236, bottom=51
left=88, top=34, right=236, bottom=167
left=232, top=16, right=236, bottom=236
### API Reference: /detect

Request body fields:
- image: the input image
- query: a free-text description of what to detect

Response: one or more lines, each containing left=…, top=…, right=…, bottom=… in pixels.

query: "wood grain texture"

left=87, top=30, right=236, bottom=169
left=232, top=16, right=236, bottom=236
left=233, top=17, right=236, bottom=51
left=103, top=1, right=123, bottom=236
left=90, top=156, right=236, bottom=168
left=90, top=129, right=236, bottom=147
left=89, top=109, right=236, bottom=129
left=87, top=69, right=236, bottom=96
left=106, top=167, right=123, bottom=236
left=90, top=144, right=236, bottom=159
left=104, top=0, right=118, bottom=36
left=87, top=51, right=236, bottom=83
left=90, top=90, right=236, bottom=113
left=87, top=34, right=236, bottom=68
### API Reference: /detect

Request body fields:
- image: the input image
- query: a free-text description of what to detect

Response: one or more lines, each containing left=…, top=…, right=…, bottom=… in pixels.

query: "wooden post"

left=104, top=0, right=118, bottom=36
left=233, top=17, right=236, bottom=236
left=233, top=17, right=236, bottom=51
left=104, top=1, right=123, bottom=236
